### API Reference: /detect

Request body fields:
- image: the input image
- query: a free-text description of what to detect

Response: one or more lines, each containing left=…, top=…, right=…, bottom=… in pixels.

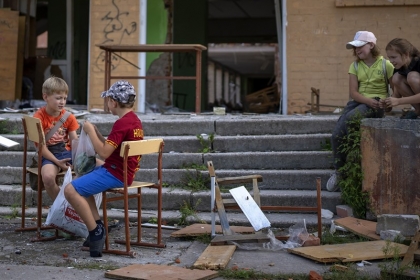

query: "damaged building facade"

left=1, top=0, right=420, bottom=114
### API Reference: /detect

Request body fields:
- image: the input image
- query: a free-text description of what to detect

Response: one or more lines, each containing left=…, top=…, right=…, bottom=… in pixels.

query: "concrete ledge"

left=213, top=134, right=331, bottom=152
left=215, top=116, right=337, bottom=135
left=376, top=214, right=420, bottom=237
left=362, top=117, right=420, bottom=214
left=204, top=151, right=333, bottom=169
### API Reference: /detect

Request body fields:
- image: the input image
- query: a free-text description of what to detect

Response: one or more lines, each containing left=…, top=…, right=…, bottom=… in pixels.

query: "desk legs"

left=195, top=50, right=202, bottom=114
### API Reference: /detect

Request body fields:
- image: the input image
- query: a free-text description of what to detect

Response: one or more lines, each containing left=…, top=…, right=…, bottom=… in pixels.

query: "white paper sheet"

left=0, top=135, right=19, bottom=148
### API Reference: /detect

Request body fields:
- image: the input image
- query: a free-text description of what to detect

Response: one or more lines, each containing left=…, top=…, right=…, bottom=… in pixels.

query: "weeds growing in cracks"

left=337, top=114, right=369, bottom=218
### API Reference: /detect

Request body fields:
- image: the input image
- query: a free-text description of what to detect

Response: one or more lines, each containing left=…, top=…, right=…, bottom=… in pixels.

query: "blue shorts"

left=71, top=166, right=123, bottom=197
left=42, top=151, right=72, bottom=166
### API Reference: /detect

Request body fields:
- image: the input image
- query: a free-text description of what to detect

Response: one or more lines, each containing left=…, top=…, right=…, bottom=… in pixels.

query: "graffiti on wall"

left=48, top=41, right=66, bottom=59
left=93, top=0, right=138, bottom=72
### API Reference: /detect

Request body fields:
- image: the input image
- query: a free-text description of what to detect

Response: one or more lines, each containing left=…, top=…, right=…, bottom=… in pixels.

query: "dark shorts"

left=41, top=150, right=72, bottom=166
left=71, top=166, right=123, bottom=197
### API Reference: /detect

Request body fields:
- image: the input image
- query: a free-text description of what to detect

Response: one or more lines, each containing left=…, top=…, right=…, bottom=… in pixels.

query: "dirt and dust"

left=0, top=217, right=198, bottom=270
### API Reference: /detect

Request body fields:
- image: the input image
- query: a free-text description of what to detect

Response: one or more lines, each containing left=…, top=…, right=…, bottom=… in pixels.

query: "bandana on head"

left=101, top=80, right=136, bottom=104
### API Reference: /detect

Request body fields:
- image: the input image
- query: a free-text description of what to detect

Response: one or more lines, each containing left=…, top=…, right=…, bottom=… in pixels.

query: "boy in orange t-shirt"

left=33, top=77, right=79, bottom=200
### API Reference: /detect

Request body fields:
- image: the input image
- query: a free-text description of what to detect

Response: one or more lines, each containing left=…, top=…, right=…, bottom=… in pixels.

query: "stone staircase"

left=0, top=112, right=342, bottom=229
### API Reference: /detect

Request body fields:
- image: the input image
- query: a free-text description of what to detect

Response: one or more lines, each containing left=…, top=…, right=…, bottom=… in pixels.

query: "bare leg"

left=64, top=183, right=96, bottom=231
left=407, top=72, right=420, bottom=115
left=41, top=164, right=60, bottom=200
left=86, top=195, right=101, bottom=222
left=393, top=72, right=420, bottom=114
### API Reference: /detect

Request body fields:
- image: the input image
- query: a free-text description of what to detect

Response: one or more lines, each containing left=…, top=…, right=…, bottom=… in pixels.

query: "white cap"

left=346, top=31, right=377, bottom=49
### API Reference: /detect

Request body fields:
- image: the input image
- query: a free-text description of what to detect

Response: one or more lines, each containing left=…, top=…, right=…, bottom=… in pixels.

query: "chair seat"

left=108, top=181, right=155, bottom=191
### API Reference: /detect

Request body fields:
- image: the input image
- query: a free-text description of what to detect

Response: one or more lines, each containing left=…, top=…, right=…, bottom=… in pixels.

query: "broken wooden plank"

left=104, top=264, right=218, bottom=280
left=401, top=229, right=420, bottom=267
left=170, top=223, right=254, bottom=237
left=193, top=245, right=236, bottom=270
left=334, top=217, right=380, bottom=240
left=288, top=240, right=408, bottom=263
left=211, top=233, right=270, bottom=246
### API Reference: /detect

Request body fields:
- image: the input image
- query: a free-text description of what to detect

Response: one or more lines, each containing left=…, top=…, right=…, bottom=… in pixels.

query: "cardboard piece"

left=288, top=240, right=408, bottom=263
left=104, top=264, right=218, bottom=280
left=193, top=245, right=236, bottom=270
left=334, top=217, right=380, bottom=240
left=170, top=223, right=254, bottom=237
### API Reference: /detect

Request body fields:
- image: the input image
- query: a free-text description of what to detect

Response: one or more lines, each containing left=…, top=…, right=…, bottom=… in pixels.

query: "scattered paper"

left=0, top=135, right=19, bottom=148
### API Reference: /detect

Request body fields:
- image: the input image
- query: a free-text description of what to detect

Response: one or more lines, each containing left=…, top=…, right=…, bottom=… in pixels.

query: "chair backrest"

left=22, top=115, right=45, bottom=145
left=120, top=138, right=164, bottom=157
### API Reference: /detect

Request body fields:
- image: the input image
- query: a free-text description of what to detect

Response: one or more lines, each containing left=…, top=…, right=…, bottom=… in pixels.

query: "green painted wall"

left=173, top=0, right=207, bottom=112
left=146, top=0, right=167, bottom=70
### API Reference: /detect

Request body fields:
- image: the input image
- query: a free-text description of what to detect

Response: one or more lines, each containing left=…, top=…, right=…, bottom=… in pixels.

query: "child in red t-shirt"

left=64, top=80, right=144, bottom=257
left=34, top=77, right=79, bottom=200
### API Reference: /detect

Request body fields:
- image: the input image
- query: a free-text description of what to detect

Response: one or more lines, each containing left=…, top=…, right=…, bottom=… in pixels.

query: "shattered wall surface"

left=361, top=118, right=420, bottom=215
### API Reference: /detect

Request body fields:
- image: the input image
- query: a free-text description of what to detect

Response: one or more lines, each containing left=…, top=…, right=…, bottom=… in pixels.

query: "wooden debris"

left=170, top=223, right=254, bottom=237
left=288, top=240, right=408, bottom=263
left=104, top=264, right=218, bottom=280
left=334, top=217, right=380, bottom=240
left=211, top=232, right=269, bottom=246
left=193, top=245, right=236, bottom=270
left=401, top=229, right=420, bottom=267
left=329, top=264, right=348, bottom=272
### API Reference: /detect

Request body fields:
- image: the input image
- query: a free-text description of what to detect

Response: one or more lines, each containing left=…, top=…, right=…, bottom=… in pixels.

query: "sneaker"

left=326, top=171, right=340, bottom=192
left=82, top=223, right=112, bottom=247
left=89, top=227, right=106, bottom=258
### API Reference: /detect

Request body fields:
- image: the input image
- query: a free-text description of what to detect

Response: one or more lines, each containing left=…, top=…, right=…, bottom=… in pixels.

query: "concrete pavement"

left=0, top=212, right=384, bottom=280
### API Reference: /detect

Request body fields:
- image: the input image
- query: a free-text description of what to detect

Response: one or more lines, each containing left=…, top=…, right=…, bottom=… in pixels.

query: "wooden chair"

left=207, top=161, right=263, bottom=237
left=102, top=138, right=165, bottom=257
left=207, top=161, right=323, bottom=244
left=15, top=115, right=69, bottom=242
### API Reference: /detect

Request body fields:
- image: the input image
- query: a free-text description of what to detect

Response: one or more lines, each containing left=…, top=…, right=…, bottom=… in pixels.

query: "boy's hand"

left=83, top=121, right=95, bottom=134
left=57, top=158, right=72, bottom=171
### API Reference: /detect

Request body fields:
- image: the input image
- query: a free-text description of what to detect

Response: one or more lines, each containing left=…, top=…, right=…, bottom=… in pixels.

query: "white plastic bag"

left=45, top=169, right=102, bottom=237
left=74, top=129, right=96, bottom=176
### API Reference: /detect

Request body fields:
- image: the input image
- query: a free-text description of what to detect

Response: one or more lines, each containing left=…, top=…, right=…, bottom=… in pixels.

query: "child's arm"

left=348, top=74, right=381, bottom=109
left=94, top=125, right=106, bottom=143
left=386, top=93, right=420, bottom=107
left=69, top=130, right=78, bottom=142
left=83, top=120, right=115, bottom=160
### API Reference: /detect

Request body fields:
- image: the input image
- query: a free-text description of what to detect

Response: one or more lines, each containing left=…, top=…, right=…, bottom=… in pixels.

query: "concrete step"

left=0, top=206, right=335, bottom=229
left=1, top=133, right=332, bottom=153
left=0, top=185, right=340, bottom=212
left=0, top=113, right=338, bottom=136
left=0, top=167, right=334, bottom=190
left=0, top=151, right=333, bottom=169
